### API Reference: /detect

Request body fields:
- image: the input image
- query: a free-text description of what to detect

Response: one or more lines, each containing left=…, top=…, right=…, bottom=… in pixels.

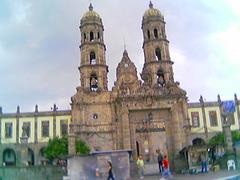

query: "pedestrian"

left=157, top=151, right=163, bottom=174
left=137, top=155, right=144, bottom=179
left=162, top=155, right=171, bottom=177
left=200, top=153, right=208, bottom=173
left=107, top=161, right=115, bottom=180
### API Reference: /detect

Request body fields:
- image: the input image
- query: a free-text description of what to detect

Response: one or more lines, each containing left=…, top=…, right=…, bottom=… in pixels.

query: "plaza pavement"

left=132, top=170, right=240, bottom=180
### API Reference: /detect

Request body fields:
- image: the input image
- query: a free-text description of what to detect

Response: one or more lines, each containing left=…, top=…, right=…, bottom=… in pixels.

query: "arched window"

left=155, top=48, right=161, bottom=61
left=84, top=33, right=86, bottom=41
left=3, top=149, right=16, bottom=166
left=90, top=32, right=94, bottom=41
left=157, top=69, right=165, bottom=87
left=192, top=138, right=205, bottom=146
left=90, top=74, right=98, bottom=91
left=90, top=51, right=96, bottom=64
left=154, top=29, right=158, bottom=38
left=97, top=32, right=100, bottom=39
left=28, top=148, right=34, bottom=166
left=147, top=30, right=150, bottom=39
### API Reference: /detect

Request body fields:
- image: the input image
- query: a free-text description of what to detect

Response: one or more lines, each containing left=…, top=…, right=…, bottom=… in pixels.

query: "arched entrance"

left=27, top=148, right=34, bottom=165
left=192, top=138, right=206, bottom=146
left=3, top=148, right=16, bottom=166
left=136, top=141, right=140, bottom=157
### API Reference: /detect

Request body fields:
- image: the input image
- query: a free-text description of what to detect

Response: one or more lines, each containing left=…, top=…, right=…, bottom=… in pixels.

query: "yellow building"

left=0, top=105, right=71, bottom=166
left=188, top=95, right=240, bottom=144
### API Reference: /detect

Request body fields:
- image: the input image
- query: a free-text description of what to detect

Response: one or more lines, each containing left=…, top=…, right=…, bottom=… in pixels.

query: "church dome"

left=81, top=4, right=102, bottom=24
left=143, top=1, right=163, bottom=20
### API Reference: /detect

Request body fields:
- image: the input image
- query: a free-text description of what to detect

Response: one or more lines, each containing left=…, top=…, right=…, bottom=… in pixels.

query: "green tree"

left=76, top=139, right=91, bottom=154
left=232, top=130, right=240, bottom=143
left=208, top=132, right=225, bottom=146
left=208, top=131, right=240, bottom=147
left=44, top=136, right=90, bottom=161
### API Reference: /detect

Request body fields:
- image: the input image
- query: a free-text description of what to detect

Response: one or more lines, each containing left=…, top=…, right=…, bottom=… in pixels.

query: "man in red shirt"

left=163, top=155, right=171, bottom=177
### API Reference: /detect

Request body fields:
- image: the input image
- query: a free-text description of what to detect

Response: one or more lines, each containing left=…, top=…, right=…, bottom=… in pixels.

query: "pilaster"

left=34, top=105, right=38, bottom=144
left=16, top=106, right=20, bottom=144
left=200, top=96, right=208, bottom=141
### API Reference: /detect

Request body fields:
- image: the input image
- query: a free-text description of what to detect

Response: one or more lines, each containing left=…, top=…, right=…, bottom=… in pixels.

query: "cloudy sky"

left=0, top=0, right=240, bottom=113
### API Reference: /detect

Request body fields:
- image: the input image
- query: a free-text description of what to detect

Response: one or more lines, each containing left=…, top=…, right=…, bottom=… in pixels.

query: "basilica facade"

left=1, top=2, right=240, bottom=169
left=69, top=2, right=190, bottom=162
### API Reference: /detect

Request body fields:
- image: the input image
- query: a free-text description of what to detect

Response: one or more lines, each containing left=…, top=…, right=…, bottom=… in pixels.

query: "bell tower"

left=141, top=1, right=174, bottom=87
left=79, top=3, right=108, bottom=92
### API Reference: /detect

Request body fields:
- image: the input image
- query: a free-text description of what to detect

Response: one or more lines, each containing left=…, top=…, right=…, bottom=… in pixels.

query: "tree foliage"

left=44, top=136, right=90, bottom=161
left=208, top=132, right=225, bottom=146
left=232, top=130, right=240, bottom=143
left=76, top=139, right=91, bottom=154
left=208, top=131, right=240, bottom=147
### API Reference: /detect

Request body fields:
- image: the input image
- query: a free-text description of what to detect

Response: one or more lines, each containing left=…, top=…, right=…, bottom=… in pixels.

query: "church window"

left=5, top=123, right=12, bottom=138
left=22, top=122, right=31, bottom=137
left=209, top=111, right=218, bottom=127
left=90, top=74, right=98, bottom=91
left=92, top=113, right=98, bottom=120
left=60, top=120, right=68, bottom=136
left=90, top=32, right=94, bottom=41
left=42, top=121, right=49, bottom=137
left=97, top=32, right=100, bottom=39
left=155, top=48, right=161, bottom=61
left=147, top=30, right=150, bottom=39
left=154, top=29, right=158, bottom=38
left=191, top=112, right=200, bottom=127
left=90, top=51, right=96, bottom=64
left=157, top=69, right=165, bottom=87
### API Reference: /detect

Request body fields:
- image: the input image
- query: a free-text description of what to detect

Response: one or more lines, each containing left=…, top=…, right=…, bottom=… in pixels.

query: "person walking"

left=137, top=155, right=144, bottom=179
left=157, top=151, right=163, bottom=174
left=200, top=153, right=208, bottom=173
left=162, top=155, right=171, bottom=177
left=107, top=161, right=115, bottom=180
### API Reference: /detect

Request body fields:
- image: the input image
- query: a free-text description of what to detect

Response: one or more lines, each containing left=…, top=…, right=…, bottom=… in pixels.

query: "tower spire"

left=149, top=1, right=153, bottom=8
left=123, top=37, right=126, bottom=51
left=89, top=3, right=93, bottom=11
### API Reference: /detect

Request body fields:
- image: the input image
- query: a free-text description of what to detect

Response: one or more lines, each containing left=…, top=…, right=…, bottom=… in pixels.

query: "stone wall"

left=68, top=150, right=130, bottom=180
left=0, top=166, right=65, bottom=180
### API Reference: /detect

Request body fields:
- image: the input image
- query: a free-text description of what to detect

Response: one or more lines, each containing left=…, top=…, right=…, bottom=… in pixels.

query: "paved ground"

left=132, top=171, right=240, bottom=180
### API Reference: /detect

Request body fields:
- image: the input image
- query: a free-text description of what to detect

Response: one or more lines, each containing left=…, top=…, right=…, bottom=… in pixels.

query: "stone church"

left=69, top=2, right=190, bottom=162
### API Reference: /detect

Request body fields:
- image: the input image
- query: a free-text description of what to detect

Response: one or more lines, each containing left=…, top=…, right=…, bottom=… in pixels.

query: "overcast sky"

left=0, top=0, right=240, bottom=113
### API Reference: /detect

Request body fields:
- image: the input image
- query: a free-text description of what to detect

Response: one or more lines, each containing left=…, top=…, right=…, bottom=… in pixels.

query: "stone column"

left=68, top=124, right=76, bottom=155
left=218, top=95, right=233, bottom=153
left=16, top=106, right=20, bottom=144
left=130, top=120, right=137, bottom=160
left=20, top=136, right=29, bottom=166
left=223, top=123, right=233, bottom=152
left=34, top=105, right=38, bottom=144
left=122, top=106, right=131, bottom=149
left=171, top=104, right=182, bottom=153
left=52, top=104, right=58, bottom=137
